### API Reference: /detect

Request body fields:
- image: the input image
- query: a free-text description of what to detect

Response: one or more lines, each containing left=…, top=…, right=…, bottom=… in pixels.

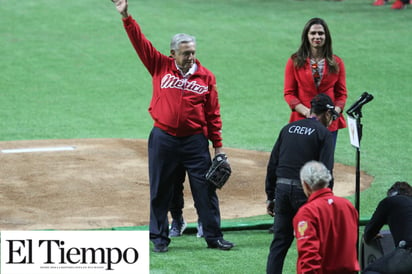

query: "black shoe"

left=153, top=244, right=168, bottom=253
left=207, top=239, right=235, bottom=250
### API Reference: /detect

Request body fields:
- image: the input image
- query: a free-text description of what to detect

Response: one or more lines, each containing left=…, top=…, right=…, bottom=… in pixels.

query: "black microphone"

left=346, top=92, right=374, bottom=118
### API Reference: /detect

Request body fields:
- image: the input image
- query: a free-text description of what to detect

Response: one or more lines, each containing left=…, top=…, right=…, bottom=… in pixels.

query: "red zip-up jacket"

left=293, top=188, right=360, bottom=274
left=122, top=16, right=223, bottom=148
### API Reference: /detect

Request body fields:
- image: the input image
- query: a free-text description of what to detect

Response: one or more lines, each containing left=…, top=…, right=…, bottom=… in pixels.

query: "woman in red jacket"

left=284, top=18, right=347, bottom=149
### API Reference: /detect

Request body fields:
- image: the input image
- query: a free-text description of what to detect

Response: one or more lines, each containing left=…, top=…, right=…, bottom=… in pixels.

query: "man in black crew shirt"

left=265, top=93, right=339, bottom=274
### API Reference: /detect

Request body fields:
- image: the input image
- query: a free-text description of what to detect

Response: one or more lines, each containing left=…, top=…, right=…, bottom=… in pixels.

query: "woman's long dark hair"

left=292, top=17, right=339, bottom=73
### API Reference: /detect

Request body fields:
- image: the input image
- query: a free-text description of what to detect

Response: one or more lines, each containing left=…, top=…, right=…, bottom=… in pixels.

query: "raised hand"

left=111, top=0, right=128, bottom=18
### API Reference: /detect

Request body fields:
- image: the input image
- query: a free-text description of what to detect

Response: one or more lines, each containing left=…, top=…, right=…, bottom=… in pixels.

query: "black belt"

left=277, top=178, right=301, bottom=186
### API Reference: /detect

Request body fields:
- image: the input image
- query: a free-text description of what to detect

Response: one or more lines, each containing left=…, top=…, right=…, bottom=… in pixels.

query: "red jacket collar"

left=308, top=188, right=333, bottom=202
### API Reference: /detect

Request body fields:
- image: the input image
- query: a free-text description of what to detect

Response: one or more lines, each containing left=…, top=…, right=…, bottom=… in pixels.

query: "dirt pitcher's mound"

left=0, top=139, right=372, bottom=230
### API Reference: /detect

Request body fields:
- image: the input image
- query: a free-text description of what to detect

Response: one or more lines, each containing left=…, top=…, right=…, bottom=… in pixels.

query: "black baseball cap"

left=310, top=94, right=339, bottom=121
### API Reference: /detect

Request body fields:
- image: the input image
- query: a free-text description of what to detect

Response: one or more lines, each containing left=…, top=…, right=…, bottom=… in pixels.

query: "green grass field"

left=1, top=0, right=412, bottom=273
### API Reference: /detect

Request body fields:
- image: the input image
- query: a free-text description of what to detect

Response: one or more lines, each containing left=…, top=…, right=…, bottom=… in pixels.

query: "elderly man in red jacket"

left=293, top=161, right=359, bottom=273
left=112, top=0, right=234, bottom=252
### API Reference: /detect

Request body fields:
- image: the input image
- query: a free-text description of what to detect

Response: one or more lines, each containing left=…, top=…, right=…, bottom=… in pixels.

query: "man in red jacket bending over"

left=112, top=0, right=234, bottom=253
left=293, top=161, right=359, bottom=273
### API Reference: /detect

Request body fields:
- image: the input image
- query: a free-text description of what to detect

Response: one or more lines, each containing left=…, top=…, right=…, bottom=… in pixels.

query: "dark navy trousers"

left=266, top=179, right=307, bottom=274
left=148, top=127, right=223, bottom=246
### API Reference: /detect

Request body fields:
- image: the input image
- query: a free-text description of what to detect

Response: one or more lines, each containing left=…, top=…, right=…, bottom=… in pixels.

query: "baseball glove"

left=205, top=153, right=232, bottom=189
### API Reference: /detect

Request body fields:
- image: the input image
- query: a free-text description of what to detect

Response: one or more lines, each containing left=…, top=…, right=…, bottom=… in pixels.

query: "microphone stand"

left=353, top=110, right=363, bottom=214
left=349, top=108, right=363, bottom=267
left=346, top=91, right=374, bottom=269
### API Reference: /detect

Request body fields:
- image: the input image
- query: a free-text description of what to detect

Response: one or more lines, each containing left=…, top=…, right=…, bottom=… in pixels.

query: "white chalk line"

left=1, top=146, right=76, bottom=154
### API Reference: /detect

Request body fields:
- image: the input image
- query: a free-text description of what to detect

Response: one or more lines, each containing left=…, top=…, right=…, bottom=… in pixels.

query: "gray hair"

left=170, top=33, right=196, bottom=51
left=300, top=161, right=332, bottom=190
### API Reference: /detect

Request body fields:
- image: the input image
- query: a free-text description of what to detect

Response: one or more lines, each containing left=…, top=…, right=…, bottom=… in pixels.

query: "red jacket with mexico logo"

left=293, top=188, right=360, bottom=274
left=122, top=16, right=223, bottom=148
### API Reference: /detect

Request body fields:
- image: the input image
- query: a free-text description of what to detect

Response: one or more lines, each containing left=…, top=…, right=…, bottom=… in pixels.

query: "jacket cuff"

left=122, top=15, right=133, bottom=24
left=213, top=140, right=223, bottom=148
